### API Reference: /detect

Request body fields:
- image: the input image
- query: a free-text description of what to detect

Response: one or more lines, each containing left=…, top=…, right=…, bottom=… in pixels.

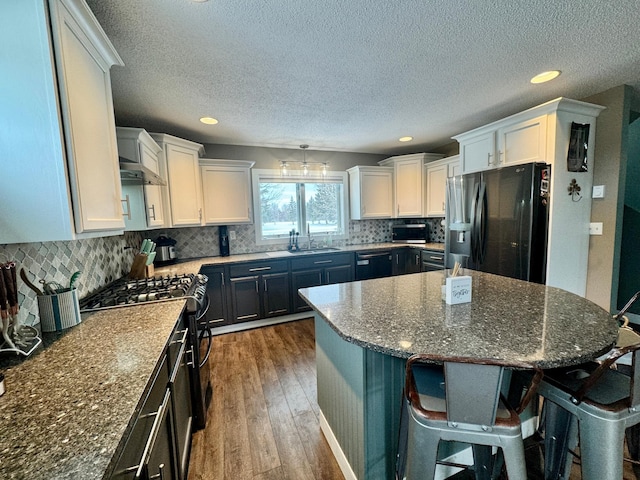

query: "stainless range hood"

left=119, top=157, right=166, bottom=185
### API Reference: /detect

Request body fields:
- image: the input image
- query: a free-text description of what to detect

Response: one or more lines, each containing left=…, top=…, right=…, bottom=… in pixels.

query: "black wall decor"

left=567, top=122, right=590, bottom=172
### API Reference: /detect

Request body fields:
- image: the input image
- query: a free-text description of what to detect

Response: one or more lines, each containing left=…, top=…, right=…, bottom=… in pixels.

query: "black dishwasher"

left=355, top=251, right=393, bottom=280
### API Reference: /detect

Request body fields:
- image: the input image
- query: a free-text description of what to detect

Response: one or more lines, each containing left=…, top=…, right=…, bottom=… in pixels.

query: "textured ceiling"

left=86, top=0, right=640, bottom=155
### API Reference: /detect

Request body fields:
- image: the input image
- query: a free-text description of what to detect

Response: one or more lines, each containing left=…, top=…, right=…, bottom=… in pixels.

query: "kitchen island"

left=298, top=270, right=618, bottom=480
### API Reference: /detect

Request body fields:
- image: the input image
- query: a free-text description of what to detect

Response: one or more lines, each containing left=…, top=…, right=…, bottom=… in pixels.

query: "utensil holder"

left=37, top=289, right=81, bottom=332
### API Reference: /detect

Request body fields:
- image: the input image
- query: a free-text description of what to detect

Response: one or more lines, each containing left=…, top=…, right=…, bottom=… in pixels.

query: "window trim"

left=251, top=169, right=349, bottom=246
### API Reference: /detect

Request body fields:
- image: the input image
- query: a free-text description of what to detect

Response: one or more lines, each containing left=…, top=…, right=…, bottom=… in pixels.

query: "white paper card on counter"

left=445, top=275, right=472, bottom=305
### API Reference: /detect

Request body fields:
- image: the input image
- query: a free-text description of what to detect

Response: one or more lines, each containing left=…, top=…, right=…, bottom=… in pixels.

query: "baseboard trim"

left=210, top=312, right=311, bottom=335
left=318, top=409, right=358, bottom=480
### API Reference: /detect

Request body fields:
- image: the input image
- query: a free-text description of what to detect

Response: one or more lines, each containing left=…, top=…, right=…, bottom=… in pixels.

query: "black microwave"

left=392, top=224, right=429, bottom=243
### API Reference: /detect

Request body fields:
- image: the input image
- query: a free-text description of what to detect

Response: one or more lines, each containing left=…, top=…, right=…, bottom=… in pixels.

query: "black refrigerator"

left=445, top=162, right=550, bottom=284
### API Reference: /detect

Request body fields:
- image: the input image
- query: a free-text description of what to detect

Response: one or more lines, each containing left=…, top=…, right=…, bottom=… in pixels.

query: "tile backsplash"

left=161, top=218, right=445, bottom=259
left=0, top=219, right=444, bottom=328
left=0, top=232, right=142, bottom=326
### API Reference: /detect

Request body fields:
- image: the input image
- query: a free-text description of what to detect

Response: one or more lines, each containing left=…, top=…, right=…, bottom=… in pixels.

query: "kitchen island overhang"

left=299, top=271, right=617, bottom=480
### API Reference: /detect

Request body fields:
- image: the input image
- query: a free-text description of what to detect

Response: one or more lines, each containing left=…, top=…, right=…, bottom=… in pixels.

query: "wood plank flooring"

left=188, top=318, right=640, bottom=480
left=188, top=319, right=344, bottom=480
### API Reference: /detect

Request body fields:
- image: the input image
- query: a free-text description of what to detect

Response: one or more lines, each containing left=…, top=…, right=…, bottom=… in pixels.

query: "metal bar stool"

left=539, top=291, right=640, bottom=480
left=396, top=353, right=543, bottom=480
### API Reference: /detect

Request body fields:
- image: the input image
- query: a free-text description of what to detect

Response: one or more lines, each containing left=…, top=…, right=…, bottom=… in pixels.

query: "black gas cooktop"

left=79, top=273, right=198, bottom=312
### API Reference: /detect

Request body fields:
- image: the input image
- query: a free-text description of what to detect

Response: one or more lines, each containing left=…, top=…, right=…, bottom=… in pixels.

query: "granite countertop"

left=0, top=241, right=441, bottom=479
left=299, top=270, right=619, bottom=368
left=0, top=300, right=186, bottom=480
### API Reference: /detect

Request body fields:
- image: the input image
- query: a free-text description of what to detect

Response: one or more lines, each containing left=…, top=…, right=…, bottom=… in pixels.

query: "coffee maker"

left=219, top=226, right=230, bottom=256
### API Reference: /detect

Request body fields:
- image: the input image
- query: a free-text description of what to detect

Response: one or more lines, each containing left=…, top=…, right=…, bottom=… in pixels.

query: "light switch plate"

left=589, top=222, right=603, bottom=235
left=592, top=185, right=605, bottom=198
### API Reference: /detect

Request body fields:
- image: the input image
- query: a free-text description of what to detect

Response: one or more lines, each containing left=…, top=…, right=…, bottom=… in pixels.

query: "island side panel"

left=363, top=345, right=406, bottom=479
left=315, top=315, right=406, bottom=480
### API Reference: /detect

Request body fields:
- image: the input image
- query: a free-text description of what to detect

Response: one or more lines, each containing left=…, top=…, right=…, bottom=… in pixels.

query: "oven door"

left=189, top=294, right=212, bottom=431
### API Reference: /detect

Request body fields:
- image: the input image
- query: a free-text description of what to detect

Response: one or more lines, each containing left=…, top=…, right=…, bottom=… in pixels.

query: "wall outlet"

left=229, top=230, right=236, bottom=240
left=592, top=185, right=605, bottom=198
left=589, top=222, right=603, bottom=235
left=352, top=223, right=361, bottom=232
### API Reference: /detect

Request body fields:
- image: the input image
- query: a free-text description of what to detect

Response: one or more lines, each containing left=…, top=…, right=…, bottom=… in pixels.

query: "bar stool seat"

left=539, top=291, right=640, bottom=480
left=396, top=354, right=542, bottom=480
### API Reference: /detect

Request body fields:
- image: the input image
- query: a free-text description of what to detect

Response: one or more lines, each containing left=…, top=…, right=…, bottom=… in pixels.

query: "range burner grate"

left=80, top=273, right=197, bottom=312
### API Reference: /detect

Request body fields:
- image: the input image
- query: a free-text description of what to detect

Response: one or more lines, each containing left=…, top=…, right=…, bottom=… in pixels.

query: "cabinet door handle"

left=314, top=260, right=333, bottom=265
left=264, top=279, right=268, bottom=292
left=249, top=266, right=272, bottom=272
left=498, top=150, right=504, bottom=164
left=220, top=271, right=225, bottom=287
left=148, top=204, right=156, bottom=220
left=254, top=279, right=259, bottom=292
left=199, top=208, right=202, bottom=222
left=121, top=195, right=131, bottom=220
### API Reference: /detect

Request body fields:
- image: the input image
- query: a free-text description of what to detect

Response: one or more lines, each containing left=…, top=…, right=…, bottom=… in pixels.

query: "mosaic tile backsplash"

left=0, top=219, right=443, bottom=328
left=162, top=218, right=445, bottom=259
left=0, top=232, right=142, bottom=327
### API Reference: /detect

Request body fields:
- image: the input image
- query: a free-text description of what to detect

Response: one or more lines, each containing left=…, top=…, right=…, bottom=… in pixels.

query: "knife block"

left=128, top=253, right=149, bottom=280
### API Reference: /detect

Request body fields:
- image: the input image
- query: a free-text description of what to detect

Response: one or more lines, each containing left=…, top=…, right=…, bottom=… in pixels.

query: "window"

left=251, top=169, right=348, bottom=245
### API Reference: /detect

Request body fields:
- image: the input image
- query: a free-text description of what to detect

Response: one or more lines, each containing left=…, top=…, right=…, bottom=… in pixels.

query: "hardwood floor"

left=188, top=318, right=639, bottom=480
left=188, top=318, right=344, bottom=480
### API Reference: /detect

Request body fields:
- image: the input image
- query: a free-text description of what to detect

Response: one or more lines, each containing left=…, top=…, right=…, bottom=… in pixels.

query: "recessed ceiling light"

left=398, top=136, right=413, bottom=142
left=530, top=70, right=561, bottom=84
left=199, top=116, right=218, bottom=125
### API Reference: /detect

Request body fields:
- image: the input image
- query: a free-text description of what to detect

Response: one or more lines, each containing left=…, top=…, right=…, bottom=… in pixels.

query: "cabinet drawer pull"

left=428, top=255, right=443, bottom=261
left=249, top=266, right=272, bottom=272
left=314, top=260, right=333, bottom=265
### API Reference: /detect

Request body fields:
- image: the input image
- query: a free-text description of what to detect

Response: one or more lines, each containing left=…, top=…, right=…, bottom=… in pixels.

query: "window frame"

left=251, top=169, right=349, bottom=246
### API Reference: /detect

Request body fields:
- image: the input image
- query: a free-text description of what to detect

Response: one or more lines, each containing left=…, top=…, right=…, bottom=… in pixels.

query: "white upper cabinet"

left=455, top=110, right=548, bottom=174
left=151, top=134, right=205, bottom=227
left=424, top=156, right=459, bottom=217
left=453, top=97, right=605, bottom=296
left=380, top=153, right=444, bottom=218
left=1, top=0, right=124, bottom=243
left=200, top=160, right=255, bottom=225
left=347, top=166, right=394, bottom=220
left=117, top=127, right=166, bottom=229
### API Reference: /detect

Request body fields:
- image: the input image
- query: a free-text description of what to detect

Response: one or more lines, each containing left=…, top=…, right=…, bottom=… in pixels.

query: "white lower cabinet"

left=1, top=0, right=124, bottom=243
left=151, top=134, right=205, bottom=227
left=200, top=160, right=255, bottom=225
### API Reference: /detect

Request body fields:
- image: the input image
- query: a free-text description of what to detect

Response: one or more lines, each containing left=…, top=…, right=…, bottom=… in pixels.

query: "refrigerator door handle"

left=470, top=182, right=480, bottom=264
left=477, top=182, right=488, bottom=264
